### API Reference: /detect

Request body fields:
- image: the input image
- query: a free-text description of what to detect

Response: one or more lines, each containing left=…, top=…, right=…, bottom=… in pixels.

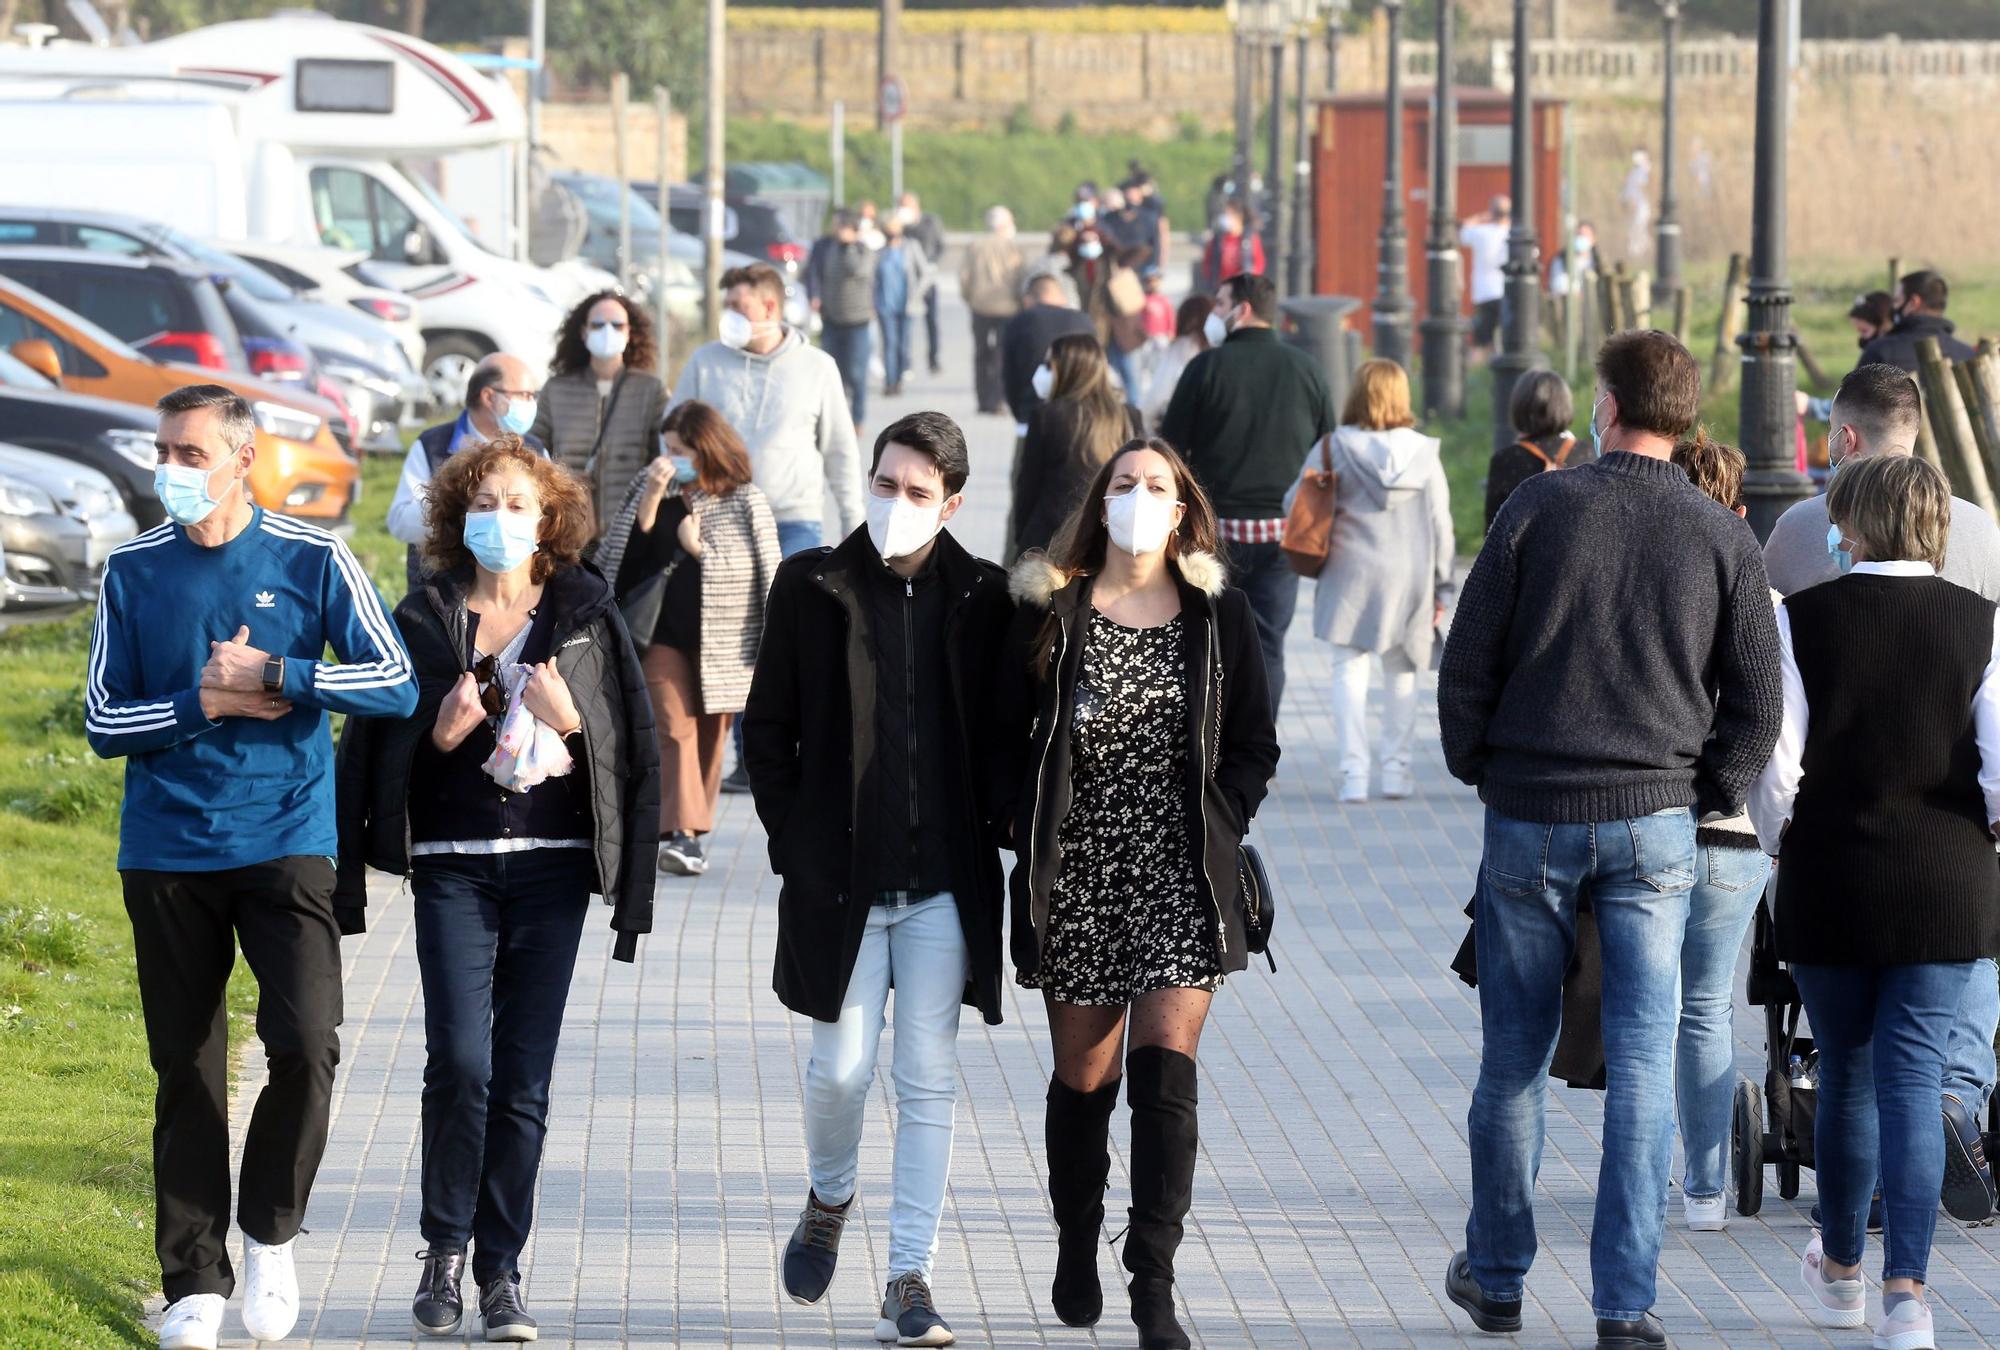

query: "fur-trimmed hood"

left=1007, top=548, right=1227, bottom=609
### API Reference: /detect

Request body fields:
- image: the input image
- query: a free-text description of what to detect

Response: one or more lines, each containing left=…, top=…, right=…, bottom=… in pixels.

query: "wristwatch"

left=261, top=656, right=286, bottom=694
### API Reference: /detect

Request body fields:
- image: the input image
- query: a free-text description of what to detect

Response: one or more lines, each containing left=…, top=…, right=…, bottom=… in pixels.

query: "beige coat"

left=959, top=235, right=1028, bottom=317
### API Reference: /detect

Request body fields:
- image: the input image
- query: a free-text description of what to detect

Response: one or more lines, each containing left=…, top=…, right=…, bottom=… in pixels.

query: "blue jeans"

left=1941, top=956, right=1999, bottom=1115
left=1791, top=960, right=1978, bottom=1282
left=1674, top=843, right=1769, bottom=1198
left=878, top=309, right=911, bottom=391
left=411, top=848, right=593, bottom=1282
left=1106, top=338, right=1137, bottom=398
left=1467, top=806, right=1695, bottom=1322
left=820, top=320, right=871, bottom=422
left=1217, top=537, right=1299, bottom=713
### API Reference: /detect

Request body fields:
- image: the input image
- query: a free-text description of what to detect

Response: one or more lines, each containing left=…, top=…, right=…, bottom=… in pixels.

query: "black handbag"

left=1237, top=842, right=1278, bottom=971
left=616, top=555, right=681, bottom=649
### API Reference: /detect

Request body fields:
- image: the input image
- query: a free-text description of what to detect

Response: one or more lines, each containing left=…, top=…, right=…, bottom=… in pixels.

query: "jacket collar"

left=424, top=560, right=615, bottom=647
left=812, top=525, right=990, bottom=603
left=1007, top=548, right=1227, bottom=615
left=1222, top=325, right=1278, bottom=347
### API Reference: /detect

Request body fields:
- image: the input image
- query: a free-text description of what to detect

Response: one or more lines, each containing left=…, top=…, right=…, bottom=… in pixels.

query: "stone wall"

left=538, top=102, right=688, bottom=185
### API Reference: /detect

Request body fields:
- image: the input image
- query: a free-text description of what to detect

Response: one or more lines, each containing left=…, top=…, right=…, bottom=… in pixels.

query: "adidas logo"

left=255, top=591, right=276, bottom=608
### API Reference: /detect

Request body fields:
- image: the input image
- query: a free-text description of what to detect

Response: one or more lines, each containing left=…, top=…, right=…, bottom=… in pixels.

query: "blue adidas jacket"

left=85, top=507, right=417, bottom=872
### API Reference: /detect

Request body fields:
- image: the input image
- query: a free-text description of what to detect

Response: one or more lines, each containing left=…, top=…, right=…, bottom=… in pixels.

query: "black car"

left=0, top=246, right=249, bottom=373
left=0, top=348, right=163, bottom=528
left=653, top=186, right=807, bottom=275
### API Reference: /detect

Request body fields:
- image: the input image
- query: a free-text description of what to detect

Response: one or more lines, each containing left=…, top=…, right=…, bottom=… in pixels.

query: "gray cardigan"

left=530, top=368, right=670, bottom=533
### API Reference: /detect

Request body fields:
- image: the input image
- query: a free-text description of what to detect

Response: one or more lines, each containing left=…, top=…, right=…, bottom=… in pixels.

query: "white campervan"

left=0, top=13, right=614, bottom=404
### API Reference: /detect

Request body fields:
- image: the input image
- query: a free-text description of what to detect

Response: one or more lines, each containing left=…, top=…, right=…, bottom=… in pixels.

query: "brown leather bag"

left=1281, top=434, right=1339, bottom=577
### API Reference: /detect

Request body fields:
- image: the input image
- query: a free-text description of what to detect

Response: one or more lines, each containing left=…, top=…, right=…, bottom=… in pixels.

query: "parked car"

left=551, top=171, right=702, bottom=336
left=0, top=348, right=161, bottom=527
left=0, top=441, right=136, bottom=611
left=0, top=273, right=356, bottom=526
left=658, top=186, right=808, bottom=276
left=220, top=239, right=425, bottom=374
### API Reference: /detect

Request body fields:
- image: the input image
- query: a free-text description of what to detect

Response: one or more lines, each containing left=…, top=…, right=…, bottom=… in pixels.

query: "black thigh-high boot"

left=1046, top=1075, right=1121, bottom=1326
left=1123, top=1046, right=1198, bottom=1350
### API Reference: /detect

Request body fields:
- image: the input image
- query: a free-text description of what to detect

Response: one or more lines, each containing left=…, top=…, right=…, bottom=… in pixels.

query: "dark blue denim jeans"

left=820, top=320, right=872, bottom=422
left=1791, top=960, right=1977, bottom=1282
left=878, top=309, right=911, bottom=390
left=1217, top=537, right=1299, bottom=713
left=1467, top=806, right=1695, bottom=1322
left=412, top=848, right=593, bottom=1282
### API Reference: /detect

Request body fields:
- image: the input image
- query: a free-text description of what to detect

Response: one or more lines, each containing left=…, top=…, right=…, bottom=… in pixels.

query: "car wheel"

left=423, top=335, right=490, bottom=409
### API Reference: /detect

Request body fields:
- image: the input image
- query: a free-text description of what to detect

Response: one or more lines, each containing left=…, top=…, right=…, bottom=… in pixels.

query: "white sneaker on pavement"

left=1381, top=766, right=1413, bottom=800
left=1873, top=1298, right=1935, bottom=1350
left=1683, top=1193, right=1727, bottom=1232
left=241, top=1235, right=300, bottom=1342
left=158, top=1293, right=226, bottom=1350
left=1339, top=773, right=1369, bottom=804
left=1800, top=1232, right=1866, bottom=1330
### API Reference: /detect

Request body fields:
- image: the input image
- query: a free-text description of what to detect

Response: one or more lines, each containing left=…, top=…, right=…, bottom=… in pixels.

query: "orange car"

left=0, top=274, right=357, bottom=525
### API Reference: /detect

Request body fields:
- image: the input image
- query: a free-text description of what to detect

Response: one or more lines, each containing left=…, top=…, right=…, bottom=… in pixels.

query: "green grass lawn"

left=0, top=453, right=403, bottom=1346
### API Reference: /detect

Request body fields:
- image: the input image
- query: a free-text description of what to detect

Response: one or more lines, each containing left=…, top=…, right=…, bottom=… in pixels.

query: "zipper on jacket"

left=1201, top=620, right=1227, bottom=957
left=905, top=577, right=919, bottom=888
left=1025, top=620, right=1068, bottom=935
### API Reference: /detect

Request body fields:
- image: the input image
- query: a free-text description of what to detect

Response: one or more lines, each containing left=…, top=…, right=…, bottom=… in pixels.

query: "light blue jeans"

left=1941, top=956, right=2000, bottom=1115
left=804, top=893, right=968, bottom=1281
left=1467, top=806, right=1695, bottom=1322
left=1674, top=843, right=1770, bottom=1199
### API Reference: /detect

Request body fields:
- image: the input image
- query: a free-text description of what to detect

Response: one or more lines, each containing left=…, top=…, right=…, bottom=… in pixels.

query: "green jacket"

left=1159, top=326, right=1337, bottom=521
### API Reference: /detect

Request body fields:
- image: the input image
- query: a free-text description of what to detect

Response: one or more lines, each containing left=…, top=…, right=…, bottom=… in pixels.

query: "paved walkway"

left=209, top=279, right=2000, bottom=1348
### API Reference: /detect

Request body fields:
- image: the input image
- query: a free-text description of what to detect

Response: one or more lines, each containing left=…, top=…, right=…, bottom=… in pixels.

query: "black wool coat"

left=995, top=549, right=1281, bottom=982
left=741, top=526, right=1017, bottom=1024
left=334, top=562, right=662, bottom=961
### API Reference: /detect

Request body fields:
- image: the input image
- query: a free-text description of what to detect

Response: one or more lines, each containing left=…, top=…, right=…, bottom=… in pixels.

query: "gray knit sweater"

left=1438, top=451, right=1785, bottom=823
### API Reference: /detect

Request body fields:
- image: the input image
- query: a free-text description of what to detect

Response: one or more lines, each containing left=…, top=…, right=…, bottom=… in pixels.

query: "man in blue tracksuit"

left=86, top=384, right=416, bottom=1350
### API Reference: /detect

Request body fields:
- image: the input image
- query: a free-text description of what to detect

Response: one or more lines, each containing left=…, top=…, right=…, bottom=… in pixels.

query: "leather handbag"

left=1237, top=842, right=1278, bottom=971
left=1280, top=433, right=1338, bottom=578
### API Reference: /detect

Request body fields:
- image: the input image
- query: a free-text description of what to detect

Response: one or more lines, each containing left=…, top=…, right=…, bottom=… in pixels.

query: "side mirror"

left=402, top=226, right=431, bottom=265
left=10, top=338, right=60, bottom=381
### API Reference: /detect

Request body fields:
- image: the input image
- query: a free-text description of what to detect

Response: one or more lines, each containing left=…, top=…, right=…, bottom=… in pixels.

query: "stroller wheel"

left=1733, top=1079, right=1765, bottom=1216
left=1779, top=1160, right=1802, bottom=1201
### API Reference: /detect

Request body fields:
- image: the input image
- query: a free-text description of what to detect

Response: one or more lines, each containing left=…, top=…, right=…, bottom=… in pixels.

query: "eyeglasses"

left=471, top=654, right=506, bottom=717
left=588, top=319, right=629, bottom=331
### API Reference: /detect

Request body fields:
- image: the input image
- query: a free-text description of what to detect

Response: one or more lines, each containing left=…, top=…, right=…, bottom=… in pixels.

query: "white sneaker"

left=241, top=1235, right=300, bottom=1342
left=1683, top=1193, right=1727, bottom=1232
left=1339, top=773, right=1369, bottom=804
left=1381, top=766, right=1414, bottom=800
left=1800, top=1232, right=1866, bottom=1330
left=1873, top=1298, right=1935, bottom=1350
left=159, top=1293, right=226, bottom=1350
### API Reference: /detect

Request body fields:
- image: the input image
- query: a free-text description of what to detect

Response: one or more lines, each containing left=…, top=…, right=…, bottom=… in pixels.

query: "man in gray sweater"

left=1762, top=361, right=2000, bottom=1223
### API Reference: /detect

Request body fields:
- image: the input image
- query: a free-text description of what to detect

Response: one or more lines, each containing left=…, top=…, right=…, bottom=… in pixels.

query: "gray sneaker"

left=781, top=1191, right=848, bottom=1305
left=874, top=1273, right=954, bottom=1347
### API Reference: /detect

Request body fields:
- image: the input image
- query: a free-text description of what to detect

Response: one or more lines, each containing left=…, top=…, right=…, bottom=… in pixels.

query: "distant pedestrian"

left=1847, top=290, right=1895, bottom=350
left=961, top=206, right=1029, bottom=415
left=336, top=437, right=658, bottom=1344
left=1090, top=244, right=1149, bottom=396
left=1439, top=330, right=1783, bottom=1348
left=1002, top=273, right=1096, bottom=432
left=875, top=214, right=933, bottom=398
left=1861, top=269, right=1977, bottom=372
left=1138, top=265, right=1174, bottom=343
left=1621, top=148, right=1653, bottom=264
left=745, top=412, right=1014, bottom=1350
left=1139, top=295, right=1213, bottom=434
left=531, top=291, right=668, bottom=534
left=1012, top=333, right=1144, bottom=557
left=1001, top=438, right=1278, bottom=1350
left=898, top=192, right=948, bottom=375
left=91, top=384, right=415, bottom=1350
left=1550, top=219, right=1597, bottom=297
left=1159, top=271, right=1337, bottom=712
left=598, top=401, right=780, bottom=877
left=1460, top=196, right=1511, bottom=356
left=816, top=212, right=879, bottom=427
left=1485, top=368, right=1592, bottom=529
left=1748, top=453, right=2000, bottom=1350
left=1291, top=359, right=1454, bottom=804
left=1123, top=168, right=1172, bottom=271
left=1198, top=201, right=1264, bottom=292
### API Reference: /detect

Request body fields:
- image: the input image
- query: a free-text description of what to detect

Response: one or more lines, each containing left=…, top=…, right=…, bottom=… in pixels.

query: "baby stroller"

left=1731, top=894, right=1814, bottom=1215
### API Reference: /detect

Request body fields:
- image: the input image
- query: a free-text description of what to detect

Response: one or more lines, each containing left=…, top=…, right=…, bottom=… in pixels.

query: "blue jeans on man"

left=1218, top=537, right=1299, bottom=713
left=1942, top=956, right=2000, bottom=1116
left=878, top=309, right=912, bottom=392
left=1467, top=806, right=1695, bottom=1322
left=820, top=321, right=872, bottom=422
left=1675, top=842, right=1771, bottom=1199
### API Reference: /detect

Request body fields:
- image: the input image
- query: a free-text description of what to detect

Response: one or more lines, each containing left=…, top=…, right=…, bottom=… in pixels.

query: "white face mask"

left=718, top=309, right=762, bottom=350
left=1203, top=311, right=1229, bottom=347
left=866, top=491, right=945, bottom=560
left=1031, top=364, right=1055, bottom=401
left=585, top=320, right=628, bottom=359
left=1104, top=487, right=1179, bottom=557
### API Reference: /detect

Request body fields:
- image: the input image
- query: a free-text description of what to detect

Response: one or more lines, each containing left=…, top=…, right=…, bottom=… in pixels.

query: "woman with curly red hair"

left=530, top=290, right=669, bottom=532
left=334, top=435, right=659, bottom=1342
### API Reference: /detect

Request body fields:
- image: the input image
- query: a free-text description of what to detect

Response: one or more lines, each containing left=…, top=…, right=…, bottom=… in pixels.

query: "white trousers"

left=1331, top=644, right=1419, bottom=780
left=803, top=893, right=968, bottom=1281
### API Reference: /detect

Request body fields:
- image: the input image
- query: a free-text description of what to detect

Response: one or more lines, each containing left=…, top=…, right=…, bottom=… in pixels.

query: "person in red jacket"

left=1199, top=201, right=1265, bottom=292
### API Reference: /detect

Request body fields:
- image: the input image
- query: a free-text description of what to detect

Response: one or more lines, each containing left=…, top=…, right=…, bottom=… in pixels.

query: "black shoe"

left=478, top=1275, right=538, bottom=1343
left=1811, top=1191, right=1886, bottom=1234
left=875, top=1272, right=955, bottom=1346
left=1943, top=1094, right=1996, bottom=1222
left=1444, top=1252, right=1522, bottom=1334
left=411, top=1247, right=464, bottom=1337
left=1595, top=1312, right=1666, bottom=1349
left=780, top=1190, right=849, bottom=1306
left=1123, top=1047, right=1197, bottom=1350
left=1046, top=1076, right=1120, bottom=1327
left=658, top=832, right=707, bottom=877
left=719, top=764, right=753, bottom=795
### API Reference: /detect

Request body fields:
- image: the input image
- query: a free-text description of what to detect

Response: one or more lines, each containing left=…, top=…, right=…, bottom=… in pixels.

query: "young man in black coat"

left=741, top=410, right=1014, bottom=1348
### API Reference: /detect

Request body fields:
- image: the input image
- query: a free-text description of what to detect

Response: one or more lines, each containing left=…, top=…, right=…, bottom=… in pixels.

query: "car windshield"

left=0, top=276, right=146, bottom=359
left=399, top=165, right=500, bottom=255
left=563, top=176, right=667, bottom=233
left=0, top=348, right=54, bottom=388
left=159, top=230, right=298, bottom=305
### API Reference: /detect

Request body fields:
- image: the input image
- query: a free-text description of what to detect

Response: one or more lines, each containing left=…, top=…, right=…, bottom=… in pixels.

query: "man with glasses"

left=388, top=352, right=546, bottom=594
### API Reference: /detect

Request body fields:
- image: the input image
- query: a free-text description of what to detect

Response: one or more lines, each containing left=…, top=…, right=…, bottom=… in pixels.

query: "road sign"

left=879, top=74, right=907, bottom=125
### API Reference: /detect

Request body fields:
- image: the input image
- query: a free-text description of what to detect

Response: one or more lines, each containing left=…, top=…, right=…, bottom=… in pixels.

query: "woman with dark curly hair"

left=531, top=290, right=669, bottom=532
left=334, top=435, right=659, bottom=1343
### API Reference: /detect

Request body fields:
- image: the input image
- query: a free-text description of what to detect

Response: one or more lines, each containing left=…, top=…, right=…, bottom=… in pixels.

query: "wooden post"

left=654, top=85, right=672, bottom=380
left=1597, top=267, right=1620, bottom=336
left=1671, top=285, right=1690, bottom=347
left=1887, top=255, right=1900, bottom=296
left=1915, top=413, right=1944, bottom=471
left=1955, top=361, right=2000, bottom=491
left=1965, top=350, right=2000, bottom=497
left=1626, top=267, right=1651, bottom=331
left=1794, top=330, right=1827, bottom=388
left=1915, top=336, right=1998, bottom=516
left=611, top=73, right=632, bottom=295
left=1711, top=251, right=1746, bottom=390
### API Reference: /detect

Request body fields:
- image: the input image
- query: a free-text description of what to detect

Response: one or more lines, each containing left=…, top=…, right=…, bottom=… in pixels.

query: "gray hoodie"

left=670, top=327, right=864, bottom=530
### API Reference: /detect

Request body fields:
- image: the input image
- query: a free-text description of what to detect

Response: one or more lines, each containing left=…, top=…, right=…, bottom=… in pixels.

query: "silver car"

left=0, top=441, right=136, bottom=611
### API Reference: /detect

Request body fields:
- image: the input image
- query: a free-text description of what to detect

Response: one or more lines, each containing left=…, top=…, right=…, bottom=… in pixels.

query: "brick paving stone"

left=169, top=274, right=2000, bottom=1347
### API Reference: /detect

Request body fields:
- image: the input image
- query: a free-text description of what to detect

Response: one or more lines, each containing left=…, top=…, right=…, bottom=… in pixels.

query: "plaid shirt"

left=873, top=889, right=946, bottom=909
left=1218, top=517, right=1287, bottom=545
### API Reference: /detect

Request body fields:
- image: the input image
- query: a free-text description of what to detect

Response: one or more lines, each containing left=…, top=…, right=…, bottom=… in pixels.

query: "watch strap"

left=262, top=656, right=286, bottom=694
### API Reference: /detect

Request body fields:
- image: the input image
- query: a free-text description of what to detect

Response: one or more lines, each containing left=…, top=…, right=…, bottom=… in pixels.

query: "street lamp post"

left=1652, top=1, right=1683, bottom=310
left=1490, top=0, right=1542, bottom=449
left=1268, top=21, right=1287, bottom=295
left=1371, top=0, right=1412, bottom=366
left=1419, top=0, right=1465, bottom=418
left=1738, top=0, right=1808, bottom=541
left=1230, top=11, right=1253, bottom=204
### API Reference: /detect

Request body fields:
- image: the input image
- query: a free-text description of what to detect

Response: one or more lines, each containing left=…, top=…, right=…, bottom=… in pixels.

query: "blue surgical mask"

left=154, top=460, right=228, bottom=526
left=669, top=455, right=696, bottom=485
left=1826, top=521, right=1855, bottom=575
left=498, top=395, right=537, bottom=437
left=463, top=508, right=540, bottom=574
